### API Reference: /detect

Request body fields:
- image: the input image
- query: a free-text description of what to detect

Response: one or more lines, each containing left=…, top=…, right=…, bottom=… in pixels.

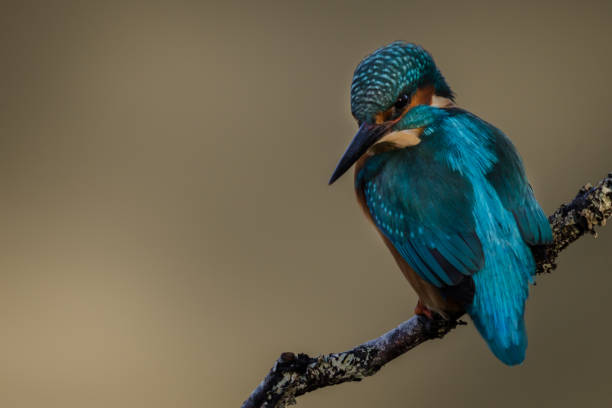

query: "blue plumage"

left=330, top=42, right=552, bottom=365
left=362, top=107, right=550, bottom=365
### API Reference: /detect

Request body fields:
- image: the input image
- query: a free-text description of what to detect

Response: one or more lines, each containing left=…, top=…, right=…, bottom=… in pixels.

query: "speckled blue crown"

left=350, top=41, right=452, bottom=123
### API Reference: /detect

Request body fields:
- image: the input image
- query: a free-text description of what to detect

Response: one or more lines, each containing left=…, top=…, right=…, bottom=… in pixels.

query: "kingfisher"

left=329, top=41, right=552, bottom=365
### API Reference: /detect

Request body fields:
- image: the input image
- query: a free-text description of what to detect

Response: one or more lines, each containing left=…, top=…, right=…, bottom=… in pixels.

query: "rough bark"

left=242, top=173, right=612, bottom=408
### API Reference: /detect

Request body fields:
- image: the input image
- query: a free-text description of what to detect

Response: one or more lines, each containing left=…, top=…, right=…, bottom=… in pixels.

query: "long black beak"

left=329, top=121, right=392, bottom=185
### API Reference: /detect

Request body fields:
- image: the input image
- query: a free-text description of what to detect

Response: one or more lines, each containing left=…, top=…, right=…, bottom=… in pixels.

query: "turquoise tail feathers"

left=468, top=305, right=528, bottom=365
left=465, top=179, right=536, bottom=366
left=466, top=255, right=532, bottom=366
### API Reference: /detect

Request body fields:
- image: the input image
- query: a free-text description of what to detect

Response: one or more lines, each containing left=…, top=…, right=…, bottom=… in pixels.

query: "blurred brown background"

left=2, top=1, right=611, bottom=407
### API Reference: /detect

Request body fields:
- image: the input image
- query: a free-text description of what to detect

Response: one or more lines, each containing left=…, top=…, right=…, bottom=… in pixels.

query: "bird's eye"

left=394, top=93, right=410, bottom=110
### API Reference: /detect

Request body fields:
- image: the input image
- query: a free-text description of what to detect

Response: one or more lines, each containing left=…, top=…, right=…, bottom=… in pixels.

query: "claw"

left=414, top=300, right=435, bottom=320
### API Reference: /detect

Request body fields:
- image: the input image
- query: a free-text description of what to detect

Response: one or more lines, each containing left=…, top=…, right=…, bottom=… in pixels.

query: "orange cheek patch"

left=408, top=84, right=434, bottom=108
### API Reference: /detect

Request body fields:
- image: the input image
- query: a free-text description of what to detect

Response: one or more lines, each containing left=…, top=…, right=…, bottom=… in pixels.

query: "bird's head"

left=329, top=41, right=453, bottom=184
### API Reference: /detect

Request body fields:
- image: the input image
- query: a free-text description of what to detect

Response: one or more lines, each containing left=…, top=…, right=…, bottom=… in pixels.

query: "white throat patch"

left=376, top=128, right=423, bottom=148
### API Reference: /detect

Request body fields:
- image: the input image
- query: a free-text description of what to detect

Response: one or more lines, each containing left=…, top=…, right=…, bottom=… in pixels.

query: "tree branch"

left=242, top=172, right=612, bottom=408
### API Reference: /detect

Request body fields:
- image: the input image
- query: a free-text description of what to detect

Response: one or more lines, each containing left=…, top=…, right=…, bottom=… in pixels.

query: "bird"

left=329, top=41, right=552, bottom=365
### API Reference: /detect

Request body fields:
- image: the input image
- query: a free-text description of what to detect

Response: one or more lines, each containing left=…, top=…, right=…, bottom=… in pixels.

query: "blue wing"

left=357, top=148, right=484, bottom=288
left=484, top=123, right=553, bottom=245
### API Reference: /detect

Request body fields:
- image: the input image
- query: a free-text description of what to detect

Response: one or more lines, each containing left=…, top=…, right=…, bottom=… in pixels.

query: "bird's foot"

left=414, top=300, right=435, bottom=320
